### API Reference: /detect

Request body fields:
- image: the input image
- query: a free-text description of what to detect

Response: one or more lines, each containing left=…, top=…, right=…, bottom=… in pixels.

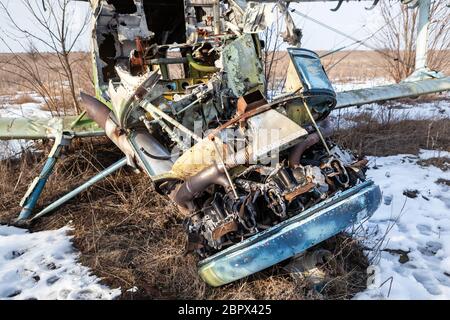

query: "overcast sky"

left=0, top=1, right=389, bottom=53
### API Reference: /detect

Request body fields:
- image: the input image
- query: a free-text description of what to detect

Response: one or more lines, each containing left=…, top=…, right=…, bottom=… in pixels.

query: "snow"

left=355, top=150, right=450, bottom=300
left=333, top=77, right=394, bottom=92
left=1, top=93, right=122, bottom=301
left=0, top=225, right=121, bottom=300
left=0, top=93, right=50, bottom=118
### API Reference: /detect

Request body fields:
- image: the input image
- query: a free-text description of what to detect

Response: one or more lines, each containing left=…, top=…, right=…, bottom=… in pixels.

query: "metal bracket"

left=404, top=68, right=446, bottom=82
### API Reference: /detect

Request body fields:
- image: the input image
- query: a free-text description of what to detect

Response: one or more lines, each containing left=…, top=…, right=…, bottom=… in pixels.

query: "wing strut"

left=30, top=158, right=128, bottom=222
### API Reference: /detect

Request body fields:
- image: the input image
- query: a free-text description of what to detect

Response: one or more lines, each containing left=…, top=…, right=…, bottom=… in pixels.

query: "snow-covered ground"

left=356, top=150, right=450, bottom=300
left=0, top=93, right=50, bottom=118
left=0, top=225, right=121, bottom=300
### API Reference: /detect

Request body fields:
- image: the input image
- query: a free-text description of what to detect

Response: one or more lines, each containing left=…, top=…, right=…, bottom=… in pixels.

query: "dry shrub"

left=334, top=112, right=450, bottom=157
left=372, top=3, right=450, bottom=83
left=0, top=139, right=370, bottom=300
left=417, top=157, right=450, bottom=172
left=0, top=52, right=94, bottom=115
left=436, top=179, right=450, bottom=187
left=317, top=234, right=369, bottom=299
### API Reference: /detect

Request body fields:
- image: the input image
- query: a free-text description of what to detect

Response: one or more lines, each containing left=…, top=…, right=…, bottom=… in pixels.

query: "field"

left=0, top=51, right=449, bottom=300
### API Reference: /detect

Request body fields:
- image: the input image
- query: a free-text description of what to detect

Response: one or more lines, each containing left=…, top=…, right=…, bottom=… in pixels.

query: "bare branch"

left=0, top=0, right=90, bottom=114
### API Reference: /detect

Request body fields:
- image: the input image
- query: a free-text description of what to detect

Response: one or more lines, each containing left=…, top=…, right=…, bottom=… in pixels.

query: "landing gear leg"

left=16, top=133, right=72, bottom=222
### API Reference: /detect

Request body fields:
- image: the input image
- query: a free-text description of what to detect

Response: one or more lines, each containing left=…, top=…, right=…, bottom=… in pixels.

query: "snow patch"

left=419, top=149, right=450, bottom=160
left=355, top=150, right=450, bottom=300
left=0, top=225, right=121, bottom=300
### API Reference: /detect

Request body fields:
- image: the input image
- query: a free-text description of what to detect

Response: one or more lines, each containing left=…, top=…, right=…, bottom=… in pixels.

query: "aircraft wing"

left=335, top=77, right=450, bottom=109
left=0, top=116, right=105, bottom=140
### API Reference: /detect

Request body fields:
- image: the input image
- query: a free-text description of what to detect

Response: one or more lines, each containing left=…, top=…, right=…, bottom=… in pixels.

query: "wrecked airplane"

left=80, top=0, right=381, bottom=286
left=1, top=0, right=449, bottom=287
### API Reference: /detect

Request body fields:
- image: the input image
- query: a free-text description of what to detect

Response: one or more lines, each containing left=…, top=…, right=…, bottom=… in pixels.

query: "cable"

left=291, top=8, right=415, bottom=71
left=322, top=21, right=369, bottom=57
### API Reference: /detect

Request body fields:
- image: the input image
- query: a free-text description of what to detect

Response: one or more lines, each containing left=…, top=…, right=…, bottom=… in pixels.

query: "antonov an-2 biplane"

left=1, top=0, right=449, bottom=286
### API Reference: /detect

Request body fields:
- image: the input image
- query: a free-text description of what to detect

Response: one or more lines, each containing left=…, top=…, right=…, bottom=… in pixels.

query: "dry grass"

left=334, top=110, right=450, bottom=157
left=0, top=139, right=370, bottom=300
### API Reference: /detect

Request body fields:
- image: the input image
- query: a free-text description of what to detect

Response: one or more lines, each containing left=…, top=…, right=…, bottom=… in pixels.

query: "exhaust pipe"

left=289, top=119, right=334, bottom=168
left=81, top=92, right=175, bottom=178
left=80, top=92, right=110, bottom=129
left=172, top=120, right=334, bottom=210
left=172, top=163, right=231, bottom=210
left=80, top=92, right=135, bottom=160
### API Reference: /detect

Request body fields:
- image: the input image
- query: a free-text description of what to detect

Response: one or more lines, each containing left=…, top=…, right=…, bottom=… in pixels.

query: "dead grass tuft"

left=418, top=157, right=450, bottom=172
left=334, top=114, right=450, bottom=157
left=436, top=179, right=450, bottom=187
